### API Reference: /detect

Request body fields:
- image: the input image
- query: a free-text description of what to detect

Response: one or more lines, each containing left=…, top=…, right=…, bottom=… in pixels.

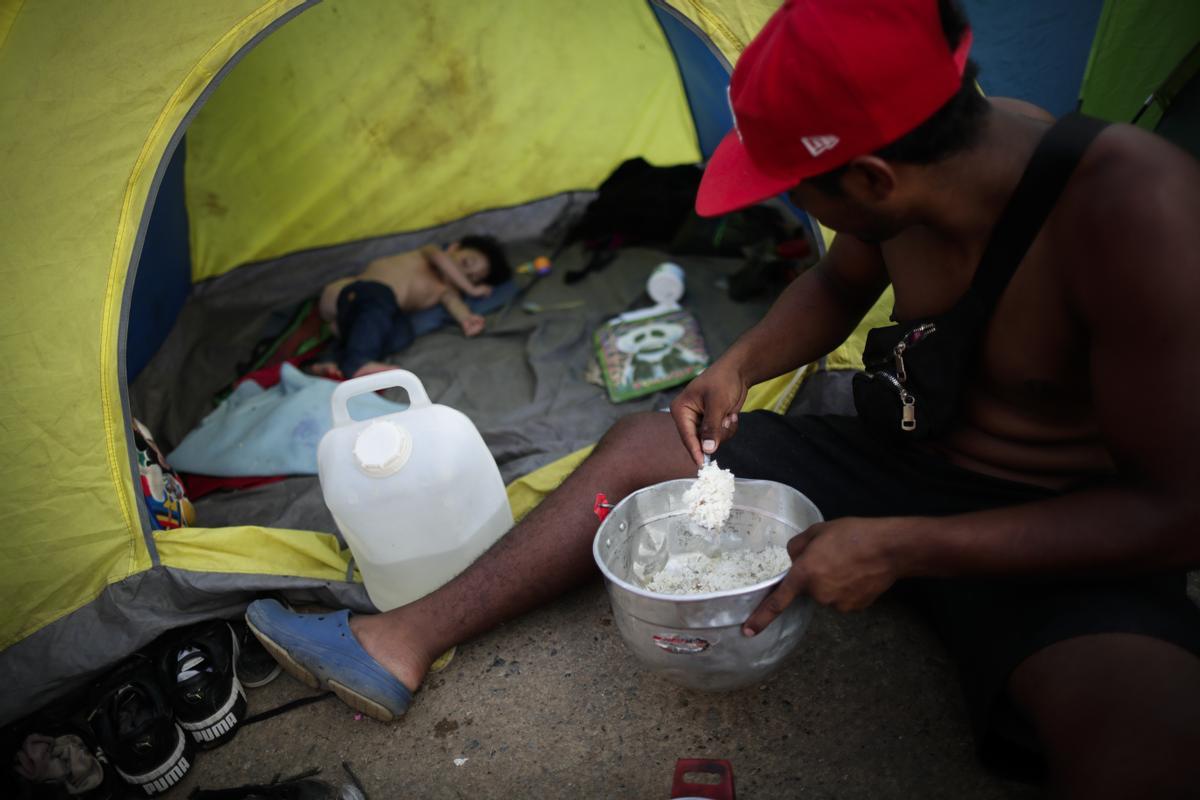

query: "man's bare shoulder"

left=1056, top=124, right=1200, bottom=285
left=989, top=96, right=1055, bottom=123
left=1039, top=123, right=1200, bottom=359
left=1045, top=125, right=1200, bottom=489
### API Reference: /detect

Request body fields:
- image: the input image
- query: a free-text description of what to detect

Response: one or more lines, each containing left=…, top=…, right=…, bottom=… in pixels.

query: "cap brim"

left=695, top=129, right=802, bottom=218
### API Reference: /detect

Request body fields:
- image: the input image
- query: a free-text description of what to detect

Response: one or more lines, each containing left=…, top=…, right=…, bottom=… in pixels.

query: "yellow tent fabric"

left=155, top=527, right=355, bottom=581
left=0, top=0, right=309, bottom=652
left=0, top=0, right=748, bottom=697
left=0, top=0, right=877, bottom=725
left=186, top=0, right=702, bottom=282
left=660, top=0, right=785, bottom=67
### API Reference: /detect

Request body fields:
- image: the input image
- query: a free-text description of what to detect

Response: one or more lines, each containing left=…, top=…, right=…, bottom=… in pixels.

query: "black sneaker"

left=231, top=618, right=282, bottom=688
left=158, top=620, right=247, bottom=750
left=87, top=655, right=194, bottom=796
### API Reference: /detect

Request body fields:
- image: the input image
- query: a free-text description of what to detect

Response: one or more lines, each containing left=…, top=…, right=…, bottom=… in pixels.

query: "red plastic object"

left=775, top=236, right=811, bottom=260
left=670, top=758, right=735, bottom=799
left=593, top=492, right=612, bottom=522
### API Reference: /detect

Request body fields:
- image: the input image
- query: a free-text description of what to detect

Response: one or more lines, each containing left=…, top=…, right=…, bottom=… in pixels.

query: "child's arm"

left=421, top=244, right=490, bottom=298
left=439, top=286, right=486, bottom=337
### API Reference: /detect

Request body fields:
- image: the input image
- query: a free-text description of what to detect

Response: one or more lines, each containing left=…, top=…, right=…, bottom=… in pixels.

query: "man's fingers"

left=670, top=400, right=706, bottom=466
left=719, top=413, right=739, bottom=444
left=742, top=564, right=806, bottom=637
left=671, top=381, right=744, bottom=466
left=786, top=524, right=820, bottom=559
left=698, top=407, right=730, bottom=453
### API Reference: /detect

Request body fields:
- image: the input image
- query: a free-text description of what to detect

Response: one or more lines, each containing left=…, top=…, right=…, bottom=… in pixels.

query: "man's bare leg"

left=1009, top=632, right=1200, bottom=798
left=350, top=411, right=697, bottom=691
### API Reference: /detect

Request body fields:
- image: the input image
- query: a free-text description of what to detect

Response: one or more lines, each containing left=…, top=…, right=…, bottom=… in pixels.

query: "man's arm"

left=745, top=129, right=1200, bottom=628
left=421, top=244, right=486, bottom=296
left=671, top=232, right=890, bottom=463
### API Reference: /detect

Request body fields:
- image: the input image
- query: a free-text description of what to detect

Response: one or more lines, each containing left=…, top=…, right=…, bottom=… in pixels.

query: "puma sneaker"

left=158, top=620, right=247, bottom=749
left=87, top=655, right=194, bottom=795
left=232, top=618, right=282, bottom=688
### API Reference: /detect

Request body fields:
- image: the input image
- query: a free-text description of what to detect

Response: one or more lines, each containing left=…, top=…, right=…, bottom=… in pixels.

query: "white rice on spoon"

left=642, top=461, right=790, bottom=595
left=684, top=460, right=735, bottom=530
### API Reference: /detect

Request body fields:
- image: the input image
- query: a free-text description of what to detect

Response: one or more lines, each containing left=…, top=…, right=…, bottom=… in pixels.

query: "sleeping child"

left=311, top=236, right=510, bottom=379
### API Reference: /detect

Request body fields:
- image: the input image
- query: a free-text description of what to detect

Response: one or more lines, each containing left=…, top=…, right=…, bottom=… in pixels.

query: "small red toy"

left=670, top=758, right=735, bottom=799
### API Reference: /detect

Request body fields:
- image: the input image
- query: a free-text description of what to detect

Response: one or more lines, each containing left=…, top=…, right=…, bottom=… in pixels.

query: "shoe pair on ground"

left=87, top=619, right=281, bottom=796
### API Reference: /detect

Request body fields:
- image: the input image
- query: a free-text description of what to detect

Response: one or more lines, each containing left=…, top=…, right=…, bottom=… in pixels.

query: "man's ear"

left=841, top=156, right=896, bottom=202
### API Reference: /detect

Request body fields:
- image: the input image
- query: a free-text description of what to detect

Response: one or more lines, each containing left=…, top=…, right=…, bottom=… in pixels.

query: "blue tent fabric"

left=650, top=3, right=734, bottom=159
left=962, top=0, right=1104, bottom=116
left=166, top=363, right=409, bottom=477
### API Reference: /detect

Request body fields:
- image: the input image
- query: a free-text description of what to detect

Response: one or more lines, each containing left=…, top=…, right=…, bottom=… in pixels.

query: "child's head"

left=454, top=235, right=510, bottom=285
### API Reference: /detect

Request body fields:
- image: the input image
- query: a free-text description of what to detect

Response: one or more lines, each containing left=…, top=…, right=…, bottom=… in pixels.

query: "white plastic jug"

left=317, top=370, right=513, bottom=611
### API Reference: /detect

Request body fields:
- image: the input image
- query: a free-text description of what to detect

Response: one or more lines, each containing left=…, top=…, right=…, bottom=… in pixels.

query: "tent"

left=1, top=0, right=1196, bottom=727
left=0, top=0, right=786, bottom=727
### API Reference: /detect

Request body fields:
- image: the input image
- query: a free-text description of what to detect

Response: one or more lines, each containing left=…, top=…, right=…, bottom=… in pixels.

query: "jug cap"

left=353, top=420, right=412, bottom=477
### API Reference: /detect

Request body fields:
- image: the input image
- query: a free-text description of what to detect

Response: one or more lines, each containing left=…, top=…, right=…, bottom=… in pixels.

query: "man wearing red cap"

left=248, top=0, right=1200, bottom=794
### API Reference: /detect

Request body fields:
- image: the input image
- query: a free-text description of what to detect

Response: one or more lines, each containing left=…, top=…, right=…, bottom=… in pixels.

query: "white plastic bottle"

left=647, top=261, right=685, bottom=305
left=317, top=370, right=513, bottom=611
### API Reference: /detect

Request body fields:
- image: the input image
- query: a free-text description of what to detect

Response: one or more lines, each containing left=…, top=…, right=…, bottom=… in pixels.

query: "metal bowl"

left=593, top=478, right=823, bottom=691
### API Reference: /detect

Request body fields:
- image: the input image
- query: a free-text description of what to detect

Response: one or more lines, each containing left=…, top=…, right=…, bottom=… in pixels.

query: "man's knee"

left=1010, top=633, right=1200, bottom=798
left=592, top=411, right=694, bottom=486
left=596, top=411, right=669, bottom=452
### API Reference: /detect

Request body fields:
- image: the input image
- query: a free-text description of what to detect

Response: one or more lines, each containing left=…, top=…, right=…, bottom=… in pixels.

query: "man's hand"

left=466, top=283, right=493, bottom=299
left=461, top=314, right=485, bottom=337
left=669, top=360, right=749, bottom=465
left=742, top=517, right=901, bottom=636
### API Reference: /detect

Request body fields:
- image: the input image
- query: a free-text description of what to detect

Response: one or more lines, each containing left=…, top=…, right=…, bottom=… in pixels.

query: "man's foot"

left=244, top=600, right=413, bottom=722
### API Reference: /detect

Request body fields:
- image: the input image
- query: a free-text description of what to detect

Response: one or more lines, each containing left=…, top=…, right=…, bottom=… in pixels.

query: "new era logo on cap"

left=801, top=135, right=840, bottom=157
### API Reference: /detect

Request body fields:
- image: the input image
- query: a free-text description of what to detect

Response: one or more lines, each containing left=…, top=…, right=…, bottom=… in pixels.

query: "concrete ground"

left=161, top=584, right=1043, bottom=799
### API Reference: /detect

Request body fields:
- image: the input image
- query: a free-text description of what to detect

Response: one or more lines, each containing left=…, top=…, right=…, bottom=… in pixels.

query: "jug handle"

left=330, top=369, right=432, bottom=427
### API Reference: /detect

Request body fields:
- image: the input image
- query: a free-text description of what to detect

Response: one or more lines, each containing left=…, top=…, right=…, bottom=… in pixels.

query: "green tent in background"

left=1080, top=0, right=1200, bottom=139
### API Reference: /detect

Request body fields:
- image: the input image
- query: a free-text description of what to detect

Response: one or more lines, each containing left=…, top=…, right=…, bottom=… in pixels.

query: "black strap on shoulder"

left=967, top=112, right=1110, bottom=314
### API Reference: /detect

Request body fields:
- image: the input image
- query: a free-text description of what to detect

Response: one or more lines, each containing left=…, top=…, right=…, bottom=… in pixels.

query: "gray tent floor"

left=134, top=237, right=787, bottom=531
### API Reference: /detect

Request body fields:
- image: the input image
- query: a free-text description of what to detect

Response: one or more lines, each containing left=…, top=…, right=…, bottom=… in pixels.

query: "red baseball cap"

left=695, top=0, right=973, bottom=217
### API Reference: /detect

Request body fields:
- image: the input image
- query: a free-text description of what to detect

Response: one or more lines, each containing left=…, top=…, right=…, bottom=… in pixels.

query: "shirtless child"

left=312, top=236, right=509, bottom=379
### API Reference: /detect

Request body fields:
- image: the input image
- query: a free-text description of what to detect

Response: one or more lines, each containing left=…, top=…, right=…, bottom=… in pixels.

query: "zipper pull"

left=893, top=341, right=907, bottom=383
left=901, top=391, right=916, bottom=431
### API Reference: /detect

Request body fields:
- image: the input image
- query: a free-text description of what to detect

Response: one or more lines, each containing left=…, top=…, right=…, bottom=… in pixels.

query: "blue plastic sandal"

left=244, top=599, right=412, bottom=722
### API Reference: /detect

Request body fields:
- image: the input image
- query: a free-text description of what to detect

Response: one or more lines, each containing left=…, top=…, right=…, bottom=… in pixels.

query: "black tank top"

left=852, top=113, right=1111, bottom=440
